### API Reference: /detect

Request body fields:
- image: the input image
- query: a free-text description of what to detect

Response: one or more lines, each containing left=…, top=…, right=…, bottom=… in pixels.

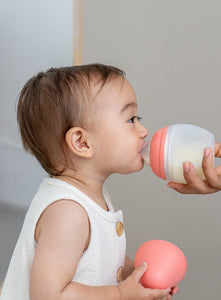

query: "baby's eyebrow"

left=120, top=102, right=137, bottom=114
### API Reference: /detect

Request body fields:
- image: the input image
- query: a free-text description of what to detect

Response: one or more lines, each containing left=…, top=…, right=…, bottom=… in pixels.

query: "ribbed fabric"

left=0, top=177, right=126, bottom=300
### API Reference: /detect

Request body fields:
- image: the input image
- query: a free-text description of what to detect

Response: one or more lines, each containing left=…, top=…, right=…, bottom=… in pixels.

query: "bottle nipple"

left=141, top=138, right=151, bottom=165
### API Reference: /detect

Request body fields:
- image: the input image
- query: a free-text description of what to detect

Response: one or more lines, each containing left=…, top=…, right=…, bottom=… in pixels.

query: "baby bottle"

left=141, top=124, right=215, bottom=183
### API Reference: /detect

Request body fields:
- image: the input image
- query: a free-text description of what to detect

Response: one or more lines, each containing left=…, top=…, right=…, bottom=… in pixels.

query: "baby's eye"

left=128, top=116, right=142, bottom=124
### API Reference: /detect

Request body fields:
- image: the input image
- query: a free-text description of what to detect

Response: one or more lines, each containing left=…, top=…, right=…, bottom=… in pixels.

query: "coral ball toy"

left=134, top=240, right=187, bottom=289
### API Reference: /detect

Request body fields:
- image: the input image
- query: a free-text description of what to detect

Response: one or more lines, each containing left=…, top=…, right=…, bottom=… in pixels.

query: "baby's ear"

left=65, top=127, right=94, bottom=158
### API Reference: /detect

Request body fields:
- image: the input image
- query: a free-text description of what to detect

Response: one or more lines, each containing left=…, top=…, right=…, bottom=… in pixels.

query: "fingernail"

left=183, top=161, right=190, bottom=173
left=172, top=289, right=177, bottom=295
left=172, top=286, right=179, bottom=295
left=167, top=183, right=174, bottom=189
left=141, top=262, right=147, bottom=268
left=204, top=147, right=210, bottom=158
left=167, top=183, right=176, bottom=190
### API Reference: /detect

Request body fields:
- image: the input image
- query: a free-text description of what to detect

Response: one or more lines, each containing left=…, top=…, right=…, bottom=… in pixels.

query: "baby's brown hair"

left=17, top=64, right=125, bottom=176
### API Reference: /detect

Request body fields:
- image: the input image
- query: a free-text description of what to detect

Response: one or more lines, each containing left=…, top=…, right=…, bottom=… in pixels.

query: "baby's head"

left=17, top=64, right=125, bottom=176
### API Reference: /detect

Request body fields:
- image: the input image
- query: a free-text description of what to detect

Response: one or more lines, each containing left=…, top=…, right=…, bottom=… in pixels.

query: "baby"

left=1, top=64, right=178, bottom=300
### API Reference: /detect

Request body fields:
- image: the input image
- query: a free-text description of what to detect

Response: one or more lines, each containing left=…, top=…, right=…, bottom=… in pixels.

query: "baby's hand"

left=118, top=262, right=171, bottom=300
left=167, top=143, right=221, bottom=194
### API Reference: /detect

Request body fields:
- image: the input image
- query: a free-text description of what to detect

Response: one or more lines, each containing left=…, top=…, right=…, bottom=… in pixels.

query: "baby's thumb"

left=133, top=262, right=147, bottom=282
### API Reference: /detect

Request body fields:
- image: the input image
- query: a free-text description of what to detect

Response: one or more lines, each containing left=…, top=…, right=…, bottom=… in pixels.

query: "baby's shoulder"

left=35, top=199, right=89, bottom=244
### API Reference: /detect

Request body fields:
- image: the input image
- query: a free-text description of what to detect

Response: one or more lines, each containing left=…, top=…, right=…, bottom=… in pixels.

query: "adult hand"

left=167, top=143, right=221, bottom=194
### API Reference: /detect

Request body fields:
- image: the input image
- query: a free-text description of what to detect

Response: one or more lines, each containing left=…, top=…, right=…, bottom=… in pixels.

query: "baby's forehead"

left=92, top=77, right=137, bottom=112
left=91, top=74, right=125, bottom=91
left=89, top=75, right=126, bottom=102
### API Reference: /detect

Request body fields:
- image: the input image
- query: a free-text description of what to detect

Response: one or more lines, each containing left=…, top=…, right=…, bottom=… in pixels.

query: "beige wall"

left=83, top=1, right=221, bottom=299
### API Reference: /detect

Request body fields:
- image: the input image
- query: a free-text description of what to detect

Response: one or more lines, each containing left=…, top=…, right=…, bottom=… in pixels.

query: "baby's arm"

left=30, top=200, right=171, bottom=300
left=168, top=143, right=221, bottom=194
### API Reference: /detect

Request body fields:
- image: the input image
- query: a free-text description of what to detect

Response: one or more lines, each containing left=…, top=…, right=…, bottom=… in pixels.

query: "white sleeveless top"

left=0, top=177, right=126, bottom=300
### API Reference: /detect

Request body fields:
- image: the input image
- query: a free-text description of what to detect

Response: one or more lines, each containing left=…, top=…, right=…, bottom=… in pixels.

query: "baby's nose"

left=140, top=124, right=148, bottom=138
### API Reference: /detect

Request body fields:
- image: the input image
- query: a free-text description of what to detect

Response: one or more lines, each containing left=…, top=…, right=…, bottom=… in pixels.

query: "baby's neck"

left=54, top=170, right=108, bottom=211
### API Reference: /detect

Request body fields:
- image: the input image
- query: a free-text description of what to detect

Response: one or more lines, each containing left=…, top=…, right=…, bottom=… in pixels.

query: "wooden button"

left=117, top=267, right=123, bottom=283
left=116, top=221, right=124, bottom=236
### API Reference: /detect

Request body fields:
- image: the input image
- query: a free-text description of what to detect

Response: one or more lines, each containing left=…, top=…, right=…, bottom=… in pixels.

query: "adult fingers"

left=181, top=162, right=211, bottom=194
left=201, top=148, right=221, bottom=190
left=215, top=142, right=221, bottom=158
left=167, top=162, right=216, bottom=194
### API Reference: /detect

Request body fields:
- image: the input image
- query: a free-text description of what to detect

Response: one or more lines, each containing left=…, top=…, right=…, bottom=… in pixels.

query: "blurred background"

left=1, top=1, right=221, bottom=299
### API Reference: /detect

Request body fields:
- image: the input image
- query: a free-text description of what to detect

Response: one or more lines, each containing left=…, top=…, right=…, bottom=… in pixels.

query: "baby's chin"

left=119, top=160, right=145, bottom=175
left=132, top=157, right=146, bottom=172
left=136, top=161, right=145, bottom=172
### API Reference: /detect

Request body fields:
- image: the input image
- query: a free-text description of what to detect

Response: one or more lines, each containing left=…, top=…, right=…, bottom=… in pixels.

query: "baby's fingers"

left=171, top=285, right=179, bottom=295
left=147, top=287, right=171, bottom=299
left=131, top=264, right=171, bottom=299
left=132, top=262, right=148, bottom=282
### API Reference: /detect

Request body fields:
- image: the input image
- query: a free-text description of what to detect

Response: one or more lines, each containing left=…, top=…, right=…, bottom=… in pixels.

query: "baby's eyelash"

left=129, top=116, right=142, bottom=123
left=137, top=116, right=142, bottom=121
